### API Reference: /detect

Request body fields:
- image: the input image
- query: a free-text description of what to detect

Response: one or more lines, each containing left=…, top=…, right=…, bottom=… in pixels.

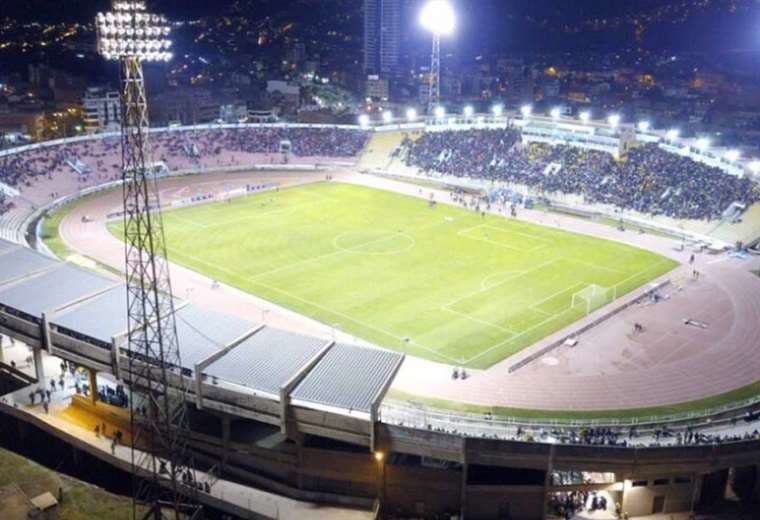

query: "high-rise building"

left=363, top=0, right=402, bottom=80
left=82, top=87, right=120, bottom=134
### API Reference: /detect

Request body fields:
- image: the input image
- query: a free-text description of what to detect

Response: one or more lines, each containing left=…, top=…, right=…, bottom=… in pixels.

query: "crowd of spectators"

left=403, top=129, right=759, bottom=220
left=0, top=126, right=369, bottom=215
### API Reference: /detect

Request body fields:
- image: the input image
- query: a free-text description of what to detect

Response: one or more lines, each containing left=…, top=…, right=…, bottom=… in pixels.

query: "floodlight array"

left=97, top=3, right=172, bottom=62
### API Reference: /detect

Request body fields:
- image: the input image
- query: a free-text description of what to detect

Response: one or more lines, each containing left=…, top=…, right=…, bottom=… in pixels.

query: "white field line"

left=457, top=223, right=550, bottom=253
left=463, top=260, right=674, bottom=365
left=249, top=279, right=460, bottom=364
left=442, top=258, right=561, bottom=310
left=440, top=306, right=518, bottom=335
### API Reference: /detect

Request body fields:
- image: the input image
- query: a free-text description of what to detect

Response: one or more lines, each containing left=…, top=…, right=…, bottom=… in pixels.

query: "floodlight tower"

left=420, top=0, right=455, bottom=114
left=96, top=2, right=199, bottom=519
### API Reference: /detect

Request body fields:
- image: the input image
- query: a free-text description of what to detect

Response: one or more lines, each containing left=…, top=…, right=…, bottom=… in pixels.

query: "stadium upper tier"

left=401, top=128, right=760, bottom=221
left=0, top=124, right=370, bottom=218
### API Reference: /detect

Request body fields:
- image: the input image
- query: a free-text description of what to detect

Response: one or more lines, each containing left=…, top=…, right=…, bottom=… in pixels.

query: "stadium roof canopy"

left=291, top=343, right=404, bottom=414
left=204, top=327, right=327, bottom=395
left=51, top=284, right=129, bottom=344
left=0, top=245, right=58, bottom=285
left=0, top=263, right=116, bottom=317
left=0, top=239, right=403, bottom=416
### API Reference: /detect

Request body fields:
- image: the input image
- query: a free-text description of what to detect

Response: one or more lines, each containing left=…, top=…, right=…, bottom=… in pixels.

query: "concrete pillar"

left=88, top=368, right=97, bottom=405
left=0, top=334, right=5, bottom=364
left=33, top=346, right=45, bottom=381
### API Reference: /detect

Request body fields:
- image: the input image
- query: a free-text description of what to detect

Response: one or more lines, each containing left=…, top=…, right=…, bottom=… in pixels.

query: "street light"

left=637, top=121, right=650, bottom=132
left=726, top=149, right=740, bottom=162
left=406, top=107, right=418, bottom=122
left=358, top=114, right=370, bottom=128
left=607, top=113, right=621, bottom=129
left=750, top=161, right=760, bottom=175
left=520, top=104, right=533, bottom=118
left=463, top=105, right=474, bottom=118
left=666, top=129, right=680, bottom=141
left=382, top=110, right=393, bottom=124
left=550, top=107, right=561, bottom=120
left=579, top=111, right=590, bottom=123
left=492, top=104, right=504, bottom=117
left=696, top=137, right=710, bottom=151
left=420, top=0, right=456, bottom=114
left=434, top=105, right=446, bottom=119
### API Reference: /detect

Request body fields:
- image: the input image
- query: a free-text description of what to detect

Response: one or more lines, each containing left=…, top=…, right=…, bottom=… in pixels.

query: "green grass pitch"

left=112, top=182, right=677, bottom=369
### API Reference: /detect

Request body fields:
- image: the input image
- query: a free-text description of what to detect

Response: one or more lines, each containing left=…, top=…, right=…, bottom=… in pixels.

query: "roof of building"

left=0, top=264, right=116, bottom=317
left=0, top=246, right=57, bottom=285
left=291, top=343, right=403, bottom=414
left=173, top=303, right=256, bottom=368
left=204, top=327, right=326, bottom=395
left=51, top=284, right=129, bottom=344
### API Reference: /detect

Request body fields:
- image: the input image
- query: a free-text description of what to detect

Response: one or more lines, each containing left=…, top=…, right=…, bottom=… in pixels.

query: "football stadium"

left=2, top=110, right=760, bottom=519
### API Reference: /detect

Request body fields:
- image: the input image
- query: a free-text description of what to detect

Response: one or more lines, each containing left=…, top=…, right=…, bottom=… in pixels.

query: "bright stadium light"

left=638, top=121, right=650, bottom=132
left=550, top=107, right=561, bottom=120
left=492, top=104, right=504, bottom=117
left=607, top=113, right=621, bottom=129
left=419, top=0, right=456, bottom=36
left=463, top=105, right=474, bottom=118
left=750, top=161, right=760, bottom=174
left=579, top=111, right=591, bottom=123
left=434, top=105, right=446, bottom=119
left=520, top=104, right=533, bottom=118
left=696, top=137, right=710, bottom=151
left=382, top=110, right=394, bottom=124
left=666, top=129, right=680, bottom=141
left=726, top=149, right=740, bottom=162
left=420, top=0, right=456, bottom=114
left=406, top=107, right=418, bottom=122
left=96, top=2, right=173, bottom=62
left=358, top=114, right=370, bottom=128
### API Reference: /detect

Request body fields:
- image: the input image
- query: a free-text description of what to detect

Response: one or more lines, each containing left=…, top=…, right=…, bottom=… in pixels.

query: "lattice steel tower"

left=96, top=2, right=200, bottom=518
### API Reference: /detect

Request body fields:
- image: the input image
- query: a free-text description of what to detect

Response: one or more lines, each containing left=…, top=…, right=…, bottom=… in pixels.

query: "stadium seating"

left=404, top=129, right=759, bottom=220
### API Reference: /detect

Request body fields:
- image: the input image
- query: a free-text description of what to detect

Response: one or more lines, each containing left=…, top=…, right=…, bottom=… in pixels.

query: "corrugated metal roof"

left=0, top=247, right=58, bottom=285
left=173, top=304, right=256, bottom=368
left=52, top=284, right=129, bottom=343
left=291, top=343, right=402, bottom=413
left=0, top=264, right=116, bottom=317
left=205, top=327, right=325, bottom=395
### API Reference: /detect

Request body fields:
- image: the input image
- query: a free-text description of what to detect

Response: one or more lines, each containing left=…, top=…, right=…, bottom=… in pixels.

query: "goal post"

left=571, top=284, right=614, bottom=315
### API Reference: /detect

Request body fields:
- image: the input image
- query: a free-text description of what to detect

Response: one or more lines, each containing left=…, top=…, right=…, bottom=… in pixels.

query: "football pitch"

left=117, top=182, right=677, bottom=369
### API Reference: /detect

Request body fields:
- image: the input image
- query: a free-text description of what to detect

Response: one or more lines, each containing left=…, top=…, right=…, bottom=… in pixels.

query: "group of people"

left=0, top=126, right=370, bottom=216
left=403, top=128, right=759, bottom=220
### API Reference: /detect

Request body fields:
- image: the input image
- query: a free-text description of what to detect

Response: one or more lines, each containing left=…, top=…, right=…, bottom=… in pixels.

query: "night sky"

left=2, top=0, right=760, bottom=54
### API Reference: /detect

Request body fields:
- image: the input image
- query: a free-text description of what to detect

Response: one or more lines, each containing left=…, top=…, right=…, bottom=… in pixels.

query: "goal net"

left=571, top=284, right=614, bottom=315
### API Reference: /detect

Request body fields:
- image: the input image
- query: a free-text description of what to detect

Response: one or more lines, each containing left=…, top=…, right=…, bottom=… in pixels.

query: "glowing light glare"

left=434, top=105, right=446, bottom=119
left=637, top=121, right=650, bottom=132
left=550, top=107, right=561, bottom=120
left=97, top=3, right=172, bottom=62
left=750, top=161, right=760, bottom=174
left=520, top=104, right=533, bottom=118
left=382, top=110, right=393, bottom=124
left=463, top=105, right=474, bottom=118
left=358, top=114, right=370, bottom=127
left=406, top=107, right=418, bottom=122
left=419, top=0, right=456, bottom=36
left=579, top=111, right=590, bottom=123
left=696, top=137, right=710, bottom=151
left=374, top=451, right=385, bottom=462
left=491, top=104, right=503, bottom=117
left=666, top=129, right=680, bottom=141
left=607, top=114, right=621, bottom=128
left=726, top=149, right=740, bottom=162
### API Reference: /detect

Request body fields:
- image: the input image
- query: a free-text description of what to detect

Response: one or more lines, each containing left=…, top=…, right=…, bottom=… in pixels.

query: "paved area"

left=55, top=169, right=760, bottom=413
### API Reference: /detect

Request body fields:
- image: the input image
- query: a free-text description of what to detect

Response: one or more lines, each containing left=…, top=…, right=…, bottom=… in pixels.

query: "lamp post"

left=419, top=0, right=456, bottom=114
